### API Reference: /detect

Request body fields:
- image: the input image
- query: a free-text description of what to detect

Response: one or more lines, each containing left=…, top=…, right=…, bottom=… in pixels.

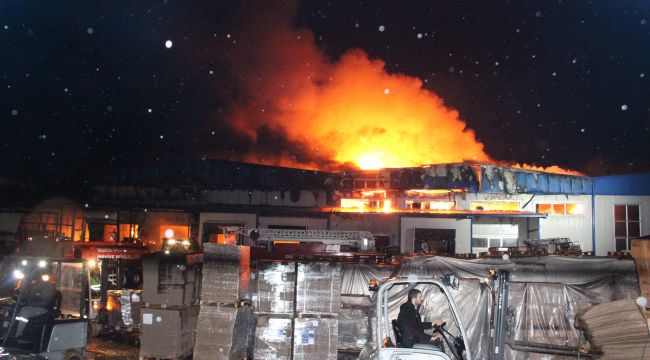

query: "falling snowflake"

left=642, top=19, right=647, bottom=25
left=378, top=25, right=385, bottom=32
left=535, top=11, right=542, bottom=18
left=87, top=27, right=94, bottom=35
left=621, top=104, right=628, bottom=111
left=417, top=33, right=423, bottom=39
left=106, top=105, right=113, bottom=112
left=3, top=25, right=8, bottom=30
left=572, top=58, right=577, bottom=64
left=355, top=22, right=359, bottom=28
left=552, top=72, right=557, bottom=76
left=641, top=73, right=646, bottom=78
left=165, top=40, right=173, bottom=48
left=580, top=128, right=585, bottom=133
left=159, top=135, right=164, bottom=139
left=147, top=108, right=152, bottom=113
left=10, top=109, right=18, bottom=116
left=209, top=70, right=214, bottom=75
left=384, top=88, right=390, bottom=94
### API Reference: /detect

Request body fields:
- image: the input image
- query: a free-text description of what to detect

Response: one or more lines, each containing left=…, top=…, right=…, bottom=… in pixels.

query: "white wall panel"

left=595, top=195, right=650, bottom=256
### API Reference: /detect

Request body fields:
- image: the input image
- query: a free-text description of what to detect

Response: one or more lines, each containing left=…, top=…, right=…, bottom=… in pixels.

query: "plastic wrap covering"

left=504, top=276, right=640, bottom=359
left=296, top=262, right=342, bottom=314
left=338, top=307, right=370, bottom=350
left=293, top=317, right=338, bottom=360
left=254, top=315, right=293, bottom=360
left=107, top=289, right=143, bottom=328
left=383, top=256, right=640, bottom=360
left=393, top=255, right=638, bottom=284
left=202, top=244, right=251, bottom=303
left=140, top=305, right=199, bottom=359
left=194, top=304, right=255, bottom=360
left=253, top=262, right=295, bottom=314
left=340, top=264, right=393, bottom=306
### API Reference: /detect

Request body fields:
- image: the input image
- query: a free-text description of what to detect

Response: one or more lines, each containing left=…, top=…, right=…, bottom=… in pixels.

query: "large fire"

left=216, top=3, right=578, bottom=175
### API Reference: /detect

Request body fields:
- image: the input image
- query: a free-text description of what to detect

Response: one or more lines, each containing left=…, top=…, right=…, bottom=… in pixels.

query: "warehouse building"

left=1, top=160, right=648, bottom=256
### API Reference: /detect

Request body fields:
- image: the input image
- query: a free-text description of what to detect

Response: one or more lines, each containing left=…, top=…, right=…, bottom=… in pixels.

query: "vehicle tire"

left=64, top=349, right=84, bottom=360
left=88, top=321, right=101, bottom=338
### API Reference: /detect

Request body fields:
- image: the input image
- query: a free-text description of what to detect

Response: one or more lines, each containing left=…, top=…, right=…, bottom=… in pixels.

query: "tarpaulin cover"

left=359, top=255, right=639, bottom=360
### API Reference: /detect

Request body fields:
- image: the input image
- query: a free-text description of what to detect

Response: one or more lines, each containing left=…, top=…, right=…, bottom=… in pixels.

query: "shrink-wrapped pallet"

left=193, top=304, right=255, bottom=360
left=254, top=315, right=293, bottom=360
left=296, top=262, right=341, bottom=314
left=140, top=305, right=199, bottom=359
left=201, top=244, right=250, bottom=303
left=253, top=262, right=296, bottom=314
left=337, top=307, right=370, bottom=350
left=293, top=317, right=338, bottom=360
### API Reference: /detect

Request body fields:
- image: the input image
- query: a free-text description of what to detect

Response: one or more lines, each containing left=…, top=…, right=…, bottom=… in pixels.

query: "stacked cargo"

left=253, top=262, right=296, bottom=360
left=193, top=244, right=254, bottom=360
left=252, top=262, right=341, bottom=360
left=140, top=253, right=201, bottom=359
left=630, top=237, right=650, bottom=324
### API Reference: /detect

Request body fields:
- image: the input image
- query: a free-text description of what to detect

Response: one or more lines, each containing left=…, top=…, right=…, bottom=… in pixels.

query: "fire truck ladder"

left=231, top=228, right=375, bottom=250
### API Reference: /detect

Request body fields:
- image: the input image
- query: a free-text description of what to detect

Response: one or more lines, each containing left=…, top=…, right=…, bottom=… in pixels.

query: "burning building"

left=2, top=160, right=647, bottom=257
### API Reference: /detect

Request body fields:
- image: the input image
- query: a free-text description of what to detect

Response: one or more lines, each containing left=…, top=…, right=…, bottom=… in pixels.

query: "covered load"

left=359, top=255, right=639, bottom=360
left=201, top=243, right=251, bottom=303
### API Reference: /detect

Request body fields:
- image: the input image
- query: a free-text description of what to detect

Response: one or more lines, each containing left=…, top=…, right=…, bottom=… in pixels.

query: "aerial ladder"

left=222, top=227, right=385, bottom=263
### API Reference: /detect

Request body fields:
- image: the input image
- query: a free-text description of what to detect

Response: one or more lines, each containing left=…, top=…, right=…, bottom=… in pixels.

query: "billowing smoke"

left=207, top=2, right=490, bottom=170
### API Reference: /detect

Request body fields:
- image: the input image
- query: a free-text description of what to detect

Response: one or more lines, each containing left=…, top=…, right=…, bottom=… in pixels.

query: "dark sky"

left=1, top=0, right=649, bottom=188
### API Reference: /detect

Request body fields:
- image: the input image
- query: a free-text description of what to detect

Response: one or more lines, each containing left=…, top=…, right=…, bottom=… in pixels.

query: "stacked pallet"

left=140, top=253, right=201, bottom=359
left=253, top=262, right=296, bottom=360
left=193, top=244, right=254, bottom=360
left=577, top=299, right=650, bottom=359
left=252, top=262, right=341, bottom=360
left=631, top=238, right=650, bottom=310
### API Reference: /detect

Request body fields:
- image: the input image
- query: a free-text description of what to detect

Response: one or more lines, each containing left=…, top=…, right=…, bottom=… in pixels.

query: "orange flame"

left=218, top=4, right=576, bottom=175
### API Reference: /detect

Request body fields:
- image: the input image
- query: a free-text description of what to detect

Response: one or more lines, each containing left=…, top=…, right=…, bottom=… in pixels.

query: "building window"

left=537, top=203, right=584, bottom=215
left=614, top=205, right=640, bottom=251
left=472, top=236, right=518, bottom=253
left=470, top=201, right=520, bottom=211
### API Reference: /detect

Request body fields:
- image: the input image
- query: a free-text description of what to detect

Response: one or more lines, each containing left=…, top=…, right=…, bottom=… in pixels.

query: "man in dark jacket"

left=396, top=288, right=445, bottom=349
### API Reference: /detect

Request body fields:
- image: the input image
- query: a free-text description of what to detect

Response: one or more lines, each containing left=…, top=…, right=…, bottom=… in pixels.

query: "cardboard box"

left=142, top=254, right=202, bottom=306
left=254, top=315, right=292, bottom=360
left=293, top=317, right=338, bottom=360
left=201, top=244, right=251, bottom=303
left=140, top=305, right=199, bottom=359
left=194, top=304, right=255, bottom=360
left=296, top=263, right=342, bottom=314
left=253, top=262, right=296, bottom=314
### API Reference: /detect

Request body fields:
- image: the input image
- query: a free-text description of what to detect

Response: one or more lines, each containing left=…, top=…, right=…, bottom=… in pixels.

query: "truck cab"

left=373, top=276, right=472, bottom=360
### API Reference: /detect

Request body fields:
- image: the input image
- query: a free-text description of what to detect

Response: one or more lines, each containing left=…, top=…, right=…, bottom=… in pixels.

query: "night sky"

left=2, top=1, right=649, bottom=189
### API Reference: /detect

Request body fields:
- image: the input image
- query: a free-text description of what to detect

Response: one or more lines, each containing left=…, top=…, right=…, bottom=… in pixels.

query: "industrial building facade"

left=1, top=161, right=648, bottom=256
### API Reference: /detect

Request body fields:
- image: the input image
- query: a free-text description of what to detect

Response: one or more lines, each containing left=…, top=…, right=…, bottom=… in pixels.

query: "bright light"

left=165, top=40, right=173, bottom=48
left=21, top=260, right=28, bottom=266
left=167, top=239, right=177, bottom=245
left=38, top=260, right=47, bottom=268
left=341, top=198, right=368, bottom=209
left=41, top=274, right=50, bottom=282
left=181, top=240, right=190, bottom=246
left=358, top=154, right=384, bottom=170
left=164, top=229, right=174, bottom=239
left=383, top=200, right=392, bottom=212
left=88, top=259, right=96, bottom=268
left=13, top=270, right=24, bottom=280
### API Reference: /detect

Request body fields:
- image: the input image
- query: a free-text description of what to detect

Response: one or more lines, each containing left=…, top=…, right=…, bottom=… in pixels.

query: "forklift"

left=0, top=258, right=89, bottom=360
left=371, top=275, right=472, bottom=360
